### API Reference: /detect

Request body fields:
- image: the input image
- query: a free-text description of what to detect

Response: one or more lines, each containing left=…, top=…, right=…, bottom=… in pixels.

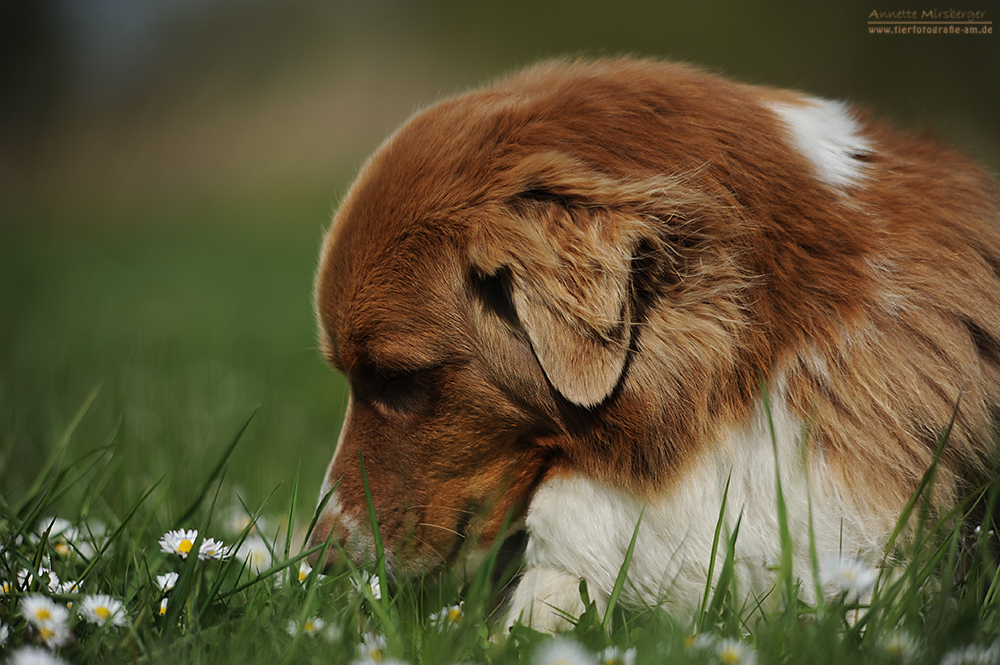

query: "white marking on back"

left=769, top=97, right=871, bottom=189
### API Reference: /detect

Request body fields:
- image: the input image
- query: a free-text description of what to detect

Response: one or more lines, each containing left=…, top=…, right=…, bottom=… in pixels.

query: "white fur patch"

left=317, top=399, right=364, bottom=555
left=769, top=98, right=871, bottom=189
left=507, top=377, right=887, bottom=629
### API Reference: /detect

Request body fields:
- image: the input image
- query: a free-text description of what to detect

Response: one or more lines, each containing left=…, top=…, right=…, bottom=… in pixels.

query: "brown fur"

left=309, top=58, right=1000, bottom=586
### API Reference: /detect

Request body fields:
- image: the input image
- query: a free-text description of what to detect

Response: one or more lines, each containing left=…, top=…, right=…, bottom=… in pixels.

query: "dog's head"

left=306, top=58, right=878, bottom=575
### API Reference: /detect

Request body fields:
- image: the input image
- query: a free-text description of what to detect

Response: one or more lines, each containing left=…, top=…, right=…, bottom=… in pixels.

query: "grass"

left=4, top=210, right=1000, bottom=664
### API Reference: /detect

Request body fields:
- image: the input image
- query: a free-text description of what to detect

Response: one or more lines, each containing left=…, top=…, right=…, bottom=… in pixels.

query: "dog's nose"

left=306, top=513, right=346, bottom=570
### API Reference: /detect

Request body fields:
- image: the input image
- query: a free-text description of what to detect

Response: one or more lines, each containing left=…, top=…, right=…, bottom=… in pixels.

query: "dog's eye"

left=354, top=369, right=430, bottom=416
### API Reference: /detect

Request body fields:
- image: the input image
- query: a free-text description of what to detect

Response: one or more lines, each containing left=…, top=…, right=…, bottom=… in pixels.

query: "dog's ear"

left=470, top=154, right=643, bottom=408
left=507, top=240, right=633, bottom=408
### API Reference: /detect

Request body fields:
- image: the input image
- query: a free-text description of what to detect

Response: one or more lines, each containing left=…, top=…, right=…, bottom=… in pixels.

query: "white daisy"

left=0, top=620, right=8, bottom=645
left=38, top=516, right=74, bottom=539
left=685, top=633, right=719, bottom=651
left=287, top=615, right=327, bottom=637
left=821, top=554, right=878, bottom=603
left=881, top=631, right=920, bottom=662
left=156, top=572, right=179, bottom=592
left=297, top=560, right=313, bottom=583
left=55, top=579, right=81, bottom=595
left=233, top=535, right=272, bottom=573
left=940, top=643, right=1000, bottom=665
left=534, top=637, right=597, bottom=665
left=198, top=537, right=229, bottom=560
left=20, top=594, right=69, bottom=629
left=429, top=603, right=464, bottom=630
left=222, top=504, right=271, bottom=537
left=159, top=529, right=200, bottom=559
left=8, top=646, right=72, bottom=665
left=359, top=633, right=389, bottom=662
left=159, top=598, right=169, bottom=615
left=17, top=567, right=62, bottom=594
left=80, top=594, right=127, bottom=627
left=716, top=638, right=757, bottom=665
left=598, top=646, right=636, bottom=665
left=37, top=620, right=73, bottom=648
left=351, top=570, right=383, bottom=601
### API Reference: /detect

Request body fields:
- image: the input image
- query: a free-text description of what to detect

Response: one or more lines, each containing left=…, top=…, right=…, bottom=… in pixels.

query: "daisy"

left=222, top=505, right=271, bottom=537
left=534, top=637, right=597, bottom=665
left=159, top=598, right=169, bottom=615
left=156, top=572, right=179, bottom=592
left=286, top=615, right=326, bottom=637
left=685, top=633, right=719, bottom=651
left=821, top=554, right=878, bottom=603
left=359, top=633, right=389, bottom=662
left=159, top=529, right=200, bottom=559
left=233, top=535, right=272, bottom=572
left=21, top=594, right=69, bottom=629
left=716, top=638, right=757, bottom=665
left=35, top=619, right=73, bottom=649
left=38, top=516, right=74, bottom=539
left=881, top=631, right=920, bottom=662
left=0, top=620, right=8, bottom=645
left=18, top=567, right=62, bottom=594
left=598, top=646, right=636, bottom=665
left=297, top=560, right=313, bottom=583
left=940, top=643, right=1000, bottom=665
left=58, top=579, right=81, bottom=595
left=198, top=537, right=229, bottom=560
left=430, top=603, right=464, bottom=630
left=351, top=570, right=383, bottom=601
left=80, top=594, right=127, bottom=627
left=8, top=646, right=72, bottom=665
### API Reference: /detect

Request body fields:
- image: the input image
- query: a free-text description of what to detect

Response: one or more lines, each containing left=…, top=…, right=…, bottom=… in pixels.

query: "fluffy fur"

left=308, top=58, right=1000, bottom=631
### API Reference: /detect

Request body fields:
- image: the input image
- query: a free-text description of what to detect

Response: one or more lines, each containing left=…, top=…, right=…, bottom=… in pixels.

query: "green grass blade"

left=173, top=404, right=259, bottom=528
left=603, top=504, right=644, bottom=631
left=358, top=449, right=388, bottom=605
left=19, top=383, right=102, bottom=512
left=697, top=472, right=732, bottom=632
left=760, top=380, right=794, bottom=608
left=284, top=461, right=301, bottom=564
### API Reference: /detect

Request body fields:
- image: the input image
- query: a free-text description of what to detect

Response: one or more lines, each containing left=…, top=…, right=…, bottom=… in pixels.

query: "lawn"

left=3, top=201, right=1000, bottom=665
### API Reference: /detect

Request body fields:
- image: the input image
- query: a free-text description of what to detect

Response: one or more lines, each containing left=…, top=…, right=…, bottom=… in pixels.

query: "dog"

left=308, top=57, right=1000, bottom=632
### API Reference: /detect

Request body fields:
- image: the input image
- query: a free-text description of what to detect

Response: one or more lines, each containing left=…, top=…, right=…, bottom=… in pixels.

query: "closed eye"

left=352, top=368, right=433, bottom=416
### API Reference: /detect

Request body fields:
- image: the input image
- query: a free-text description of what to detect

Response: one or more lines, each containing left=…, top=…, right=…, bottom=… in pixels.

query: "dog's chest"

left=520, top=378, right=886, bottom=614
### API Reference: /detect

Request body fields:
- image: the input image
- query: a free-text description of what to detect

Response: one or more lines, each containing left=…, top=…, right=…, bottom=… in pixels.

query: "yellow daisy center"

left=40, top=626, right=55, bottom=640
left=304, top=620, right=315, bottom=632
left=36, top=608, right=52, bottom=621
left=371, top=649, right=383, bottom=662
left=160, top=603, right=167, bottom=615
left=299, top=570, right=308, bottom=582
left=720, top=646, right=741, bottom=665
left=178, top=539, right=193, bottom=554
left=95, top=606, right=111, bottom=620
left=448, top=607, right=462, bottom=622
left=55, top=542, right=71, bottom=556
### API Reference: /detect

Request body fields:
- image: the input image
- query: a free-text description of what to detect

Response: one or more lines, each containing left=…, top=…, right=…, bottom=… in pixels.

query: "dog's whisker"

left=409, top=505, right=477, bottom=515
left=416, top=523, right=467, bottom=539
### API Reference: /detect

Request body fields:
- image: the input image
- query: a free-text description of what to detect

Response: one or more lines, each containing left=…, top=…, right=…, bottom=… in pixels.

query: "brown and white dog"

left=308, top=58, right=1000, bottom=631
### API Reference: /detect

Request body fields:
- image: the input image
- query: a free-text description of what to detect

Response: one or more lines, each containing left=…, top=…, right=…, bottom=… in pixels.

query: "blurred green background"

left=1, top=0, right=998, bottom=520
